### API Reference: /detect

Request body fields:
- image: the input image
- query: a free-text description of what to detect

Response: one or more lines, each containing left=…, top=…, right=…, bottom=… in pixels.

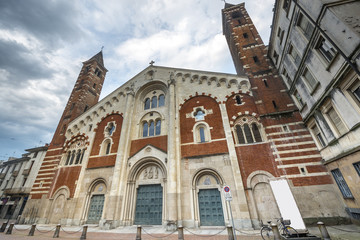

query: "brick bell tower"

left=30, top=51, right=107, bottom=200
left=222, top=3, right=335, bottom=226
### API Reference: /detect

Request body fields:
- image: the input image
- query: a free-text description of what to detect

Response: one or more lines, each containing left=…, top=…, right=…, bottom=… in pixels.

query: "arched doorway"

left=86, top=181, right=106, bottom=224
left=193, top=170, right=225, bottom=226
left=49, top=187, right=69, bottom=224
left=125, top=159, right=167, bottom=226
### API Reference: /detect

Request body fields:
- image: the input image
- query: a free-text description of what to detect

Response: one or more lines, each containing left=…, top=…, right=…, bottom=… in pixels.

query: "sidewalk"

left=0, top=222, right=359, bottom=239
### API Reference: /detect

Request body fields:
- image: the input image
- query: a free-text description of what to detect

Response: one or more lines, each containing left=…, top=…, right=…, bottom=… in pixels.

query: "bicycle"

left=260, top=218, right=299, bottom=240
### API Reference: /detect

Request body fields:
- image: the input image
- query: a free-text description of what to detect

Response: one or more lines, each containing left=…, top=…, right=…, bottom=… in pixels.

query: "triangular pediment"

left=128, top=144, right=167, bottom=167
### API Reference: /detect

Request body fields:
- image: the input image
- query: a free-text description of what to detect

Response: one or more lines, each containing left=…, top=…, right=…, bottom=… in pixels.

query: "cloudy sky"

left=0, top=0, right=275, bottom=160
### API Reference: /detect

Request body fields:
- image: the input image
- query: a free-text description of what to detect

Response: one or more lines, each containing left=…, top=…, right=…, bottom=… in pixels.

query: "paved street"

left=0, top=223, right=359, bottom=239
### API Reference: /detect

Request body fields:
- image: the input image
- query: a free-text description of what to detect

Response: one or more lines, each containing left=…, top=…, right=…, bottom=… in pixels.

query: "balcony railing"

left=3, top=187, right=31, bottom=195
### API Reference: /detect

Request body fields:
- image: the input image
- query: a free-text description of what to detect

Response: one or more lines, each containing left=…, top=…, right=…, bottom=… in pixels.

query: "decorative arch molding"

left=50, top=185, right=70, bottom=200
left=135, top=80, right=168, bottom=101
left=63, top=134, right=89, bottom=152
left=191, top=168, right=225, bottom=188
left=246, top=170, right=275, bottom=189
left=87, top=177, right=108, bottom=194
left=229, top=112, right=261, bottom=127
left=128, top=157, right=167, bottom=182
left=179, top=93, right=221, bottom=109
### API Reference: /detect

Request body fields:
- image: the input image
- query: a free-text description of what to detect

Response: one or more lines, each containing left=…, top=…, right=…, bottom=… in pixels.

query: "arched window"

left=195, top=109, right=205, bottom=121
left=75, top=150, right=81, bottom=164
left=194, top=123, right=210, bottom=143
left=234, top=117, right=263, bottom=144
left=235, top=125, right=245, bottom=144
left=107, top=123, right=115, bottom=135
left=199, top=127, right=205, bottom=142
left=252, top=123, right=262, bottom=142
left=144, top=98, right=150, bottom=110
left=244, top=124, right=254, bottom=143
left=149, top=121, right=155, bottom=136
left=158, top=95, right=165, bottom=107
left=143, top=122, right=148, bottom=137
left=80, top=149, right=85, bottom=164
left=65, top=152, right=71, bottom=165
left=155, top=120, right=161, bottom=135
left=236, top=95, right=242, bottom=104
left=106, top=142, right=111, bottom=155
left=69, top=151, right=75, bottom=165
left=151, top=96, right=157, bottom=108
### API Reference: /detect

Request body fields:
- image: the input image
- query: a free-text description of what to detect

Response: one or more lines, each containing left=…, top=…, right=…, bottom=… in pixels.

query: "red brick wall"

left=87, top=155, right=116, bottom=169
left=130, top=135, right=168, bottom=157
left=49, top=166, right=82, bottom=198
left=180, top=95, right=228, bottom=158
left=90, top=113, right=123, bottom=159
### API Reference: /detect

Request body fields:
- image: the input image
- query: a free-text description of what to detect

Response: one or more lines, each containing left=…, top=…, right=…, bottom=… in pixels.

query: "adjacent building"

left=268, top=0, right=360, bottom=223
left=0, top=146, right=47, bottom=221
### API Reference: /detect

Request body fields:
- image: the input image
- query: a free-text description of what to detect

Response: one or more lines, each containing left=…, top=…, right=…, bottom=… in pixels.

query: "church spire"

left=84, top=50, right=107, bottom=70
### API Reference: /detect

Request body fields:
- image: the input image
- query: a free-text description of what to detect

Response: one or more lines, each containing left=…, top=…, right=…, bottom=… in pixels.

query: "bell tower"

left=30, top=51, right=107, bottom=199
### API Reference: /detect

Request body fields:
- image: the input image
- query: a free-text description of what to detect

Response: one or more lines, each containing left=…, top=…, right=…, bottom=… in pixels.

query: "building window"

left=283, top=0, right=290, bottom=12
left=277, top=27, right=285, bottom=45
left=288, top=44, right=301, bottom=66
left=253, top=56, right=259, bottom=63
left=325, top=106, right=347, bottom=136
left=144, top=93, right=165, bottom=110
left=155, top=120, right=161, bottom=135
left=195, top=109, right=205, bottom=121
left=293, top=89, right=304, bottom=108
left=331, top=169, right=354, bottom=199
left=144, top=98, right=150, bottom=110
left=75, top=150, right=82, bottom=164
left=194, top=123, right=210, bottom=143
left=105, top=142, right=111, bottom=155
left=235, top=95, right=242, bottom=104
left=302, top=67, right=318, bottom=92
left=297, top=12, right=314, bottom=39
left=158, top=94, right=165, bottom=107
left=142, top=119, right=161, bottom=137
left=95, top=68, right=102, bottom=77
left=65, top=152, right=71, bottom=165
left=282, top=68, right=292, bottom=86
left=243, top=33, right=248, bottom=38
left=311, top=124, right=326, bottom=148
left=273, top=51, right=279, bottom=64
left=353, top=162, right=360, bottom=176
left=143, top=122, right=149, bottom=137
left=316, top=36, right=337, bottom=62
left=234, top=117, right=263, bottom=144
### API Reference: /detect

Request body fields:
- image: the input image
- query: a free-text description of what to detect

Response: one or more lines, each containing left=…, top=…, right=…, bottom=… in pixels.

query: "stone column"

left=166, top=76, right=178, bottom=230
left=107, top=89, right=135, bottom=227
left=219, top=103, right=252, bottom=229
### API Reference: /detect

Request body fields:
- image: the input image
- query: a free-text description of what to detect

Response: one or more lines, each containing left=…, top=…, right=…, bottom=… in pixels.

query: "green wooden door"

left=198, top=189, right=225, bottom=226
left=87, top=195, right=104, bottom=224
left=134, top=184, right=162, bottom=225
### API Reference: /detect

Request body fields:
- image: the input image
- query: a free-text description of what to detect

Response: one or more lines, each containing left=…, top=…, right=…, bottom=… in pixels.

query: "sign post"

left=223, top=186, right=236, bottom=240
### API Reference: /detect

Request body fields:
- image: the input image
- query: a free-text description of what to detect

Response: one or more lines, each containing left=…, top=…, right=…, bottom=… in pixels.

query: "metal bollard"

left=28, top=224, right=36, bottom=236
left=178, top=226, right=184, bottom=240
left=6, top=223, right=14, bottom=234
left=53, top=224, right=61, bottom=238
left=271, top=223, right=281, bottom=240
left=0, top=222, right=7, bottom=232
left=136, top=225, right=141, bottom=240
left=227, top=225, right=234, bottom=240
left=80, top=225, right=88, bottom=239
left=317, top=222, right=331, bottom=240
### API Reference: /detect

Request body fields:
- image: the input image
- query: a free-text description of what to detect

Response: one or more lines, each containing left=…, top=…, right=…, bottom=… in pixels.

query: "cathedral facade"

left=21, top=3, right=347, bottom=229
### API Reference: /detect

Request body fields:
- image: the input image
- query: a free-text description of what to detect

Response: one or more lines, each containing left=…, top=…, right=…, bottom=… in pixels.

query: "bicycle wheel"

left=285, top=226, right=299, bottom=237
left=261, top=226, right=274, bottom=240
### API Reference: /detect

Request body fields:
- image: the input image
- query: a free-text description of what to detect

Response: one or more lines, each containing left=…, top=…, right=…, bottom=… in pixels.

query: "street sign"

left=223, top=185, right=232, bottom=201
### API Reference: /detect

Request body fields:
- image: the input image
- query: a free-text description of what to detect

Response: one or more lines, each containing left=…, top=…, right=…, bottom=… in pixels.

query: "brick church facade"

left=21, top=3, right=347, bottom=229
